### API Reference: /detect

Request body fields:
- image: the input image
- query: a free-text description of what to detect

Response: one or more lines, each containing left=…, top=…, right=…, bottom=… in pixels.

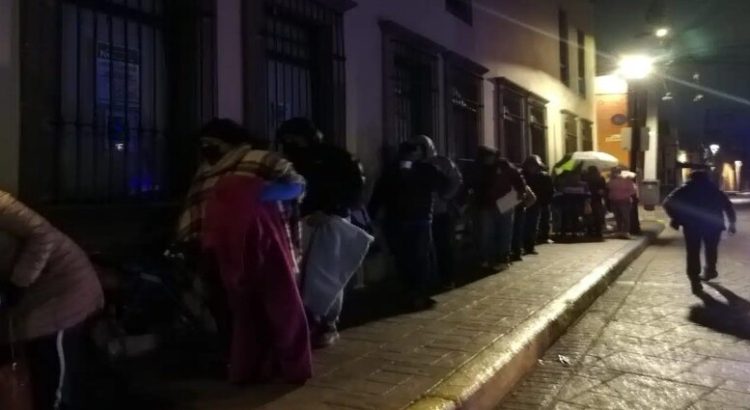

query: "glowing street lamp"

left=617, top=55, right=654, bottom=80
left=655, top=27, right=670, bottom=38
left=709, top=144, right=720, bottom=155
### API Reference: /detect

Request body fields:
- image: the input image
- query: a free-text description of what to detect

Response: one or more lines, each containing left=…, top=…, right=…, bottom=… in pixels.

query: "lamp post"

left=617, top=55, right=654, bottom=172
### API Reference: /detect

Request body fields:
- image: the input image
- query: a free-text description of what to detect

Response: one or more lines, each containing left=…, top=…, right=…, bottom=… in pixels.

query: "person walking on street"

left=410, top=135, right=463, bottom=289
left=0, top=191, right=104, bottom=410
left=663, top=170, right=737, bottom=295
left=370, top=141, right=447, bottom=310
left=607, top=167, right=638, bottom=239
left=522, top=156, right=553, bottom=254
left=277, top=118, right=369, bottom=349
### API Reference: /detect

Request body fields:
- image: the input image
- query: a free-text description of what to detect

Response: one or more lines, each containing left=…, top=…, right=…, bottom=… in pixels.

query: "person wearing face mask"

left=176, top=118, right=311, bottom=384
left=276, top=118, right=371, bottom=349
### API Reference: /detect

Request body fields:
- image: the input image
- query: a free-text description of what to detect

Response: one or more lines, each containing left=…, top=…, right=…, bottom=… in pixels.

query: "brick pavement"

left=151, top=224, right=661, bottom=410
left=500, top=211, right=750, bottom=410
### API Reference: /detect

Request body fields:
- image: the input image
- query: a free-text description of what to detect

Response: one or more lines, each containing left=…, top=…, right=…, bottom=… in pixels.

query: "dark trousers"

left=26, top=324, right=84, bottom=410
left=630, top=197, right=642, bottom=235
left=523, top=204, right=541, bottom=252
left=386, top=221, right=436, bottom=297
left=684, top=228, right=722, bottom=281
left=538, top=205, right=551, bottom=242
left=432, top=213, right=455, bottom=285
left=587, top=200, right=605, bottom=237
left=511, top=206, right=525, bottom=257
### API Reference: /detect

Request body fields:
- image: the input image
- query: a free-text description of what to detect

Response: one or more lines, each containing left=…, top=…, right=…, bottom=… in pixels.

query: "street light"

left=709, top=144, right=720, bottom=155
left=617, top=55, right=654, bottom=80
left=655, top=27, right=670, bottom=38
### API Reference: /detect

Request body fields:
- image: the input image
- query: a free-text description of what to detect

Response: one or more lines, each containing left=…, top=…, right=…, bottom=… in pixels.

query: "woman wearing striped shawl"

left=177, top=119, right=311, bottom=384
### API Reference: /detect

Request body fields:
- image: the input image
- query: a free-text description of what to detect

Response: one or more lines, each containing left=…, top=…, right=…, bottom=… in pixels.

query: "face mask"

left=200, top=144, right=225, bottom=165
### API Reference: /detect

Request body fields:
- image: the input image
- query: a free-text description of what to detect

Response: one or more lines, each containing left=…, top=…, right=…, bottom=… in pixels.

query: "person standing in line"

left=583, top=166, right=607, bottom=239
left=276, top=118, right=368, bottom=348
left=498, top=157, right=528, bottom=263
left=663, top=170, right=737, bottom=295
left=0, top=191, right=104, bottom=410
left=607, top=167, right=638, bottom=239
left=410, top=135, right=463, bottom=289
left=177, top=118, right=311, bottom=384
left=522, top=156, right=553, bottom=254
left=370, top=141, right=447, bottom=310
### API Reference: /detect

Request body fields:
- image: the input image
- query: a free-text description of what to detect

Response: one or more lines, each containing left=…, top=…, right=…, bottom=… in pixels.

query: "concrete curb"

left=405, top=224, right=665, bottom=410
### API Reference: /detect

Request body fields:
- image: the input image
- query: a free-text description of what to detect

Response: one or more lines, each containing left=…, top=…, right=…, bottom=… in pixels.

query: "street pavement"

left=500, top=209, right=750, bottom=410
left=140, top=223, right=661, bottom=410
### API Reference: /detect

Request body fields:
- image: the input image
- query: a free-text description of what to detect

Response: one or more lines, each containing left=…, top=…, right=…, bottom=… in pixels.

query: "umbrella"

left=554, top=151, right=620, bottom=175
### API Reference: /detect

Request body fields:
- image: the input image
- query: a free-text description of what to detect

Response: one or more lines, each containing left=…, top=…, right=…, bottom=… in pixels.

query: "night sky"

left=595, top=0, right=750, bottom=156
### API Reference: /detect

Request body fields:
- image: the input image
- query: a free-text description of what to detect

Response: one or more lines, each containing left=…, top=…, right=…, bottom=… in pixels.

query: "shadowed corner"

left=689, top=282, right=750, bottom=341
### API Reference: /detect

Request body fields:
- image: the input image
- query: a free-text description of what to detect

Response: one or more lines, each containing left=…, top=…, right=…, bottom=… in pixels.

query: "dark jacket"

left=663, top=179, right=736, bottom=232
left=472, top=160, right=526, bottom=208
left=370, top=161, right=446, bottom=223
left=287, top=143, right=364, bottom=216
left=524, top=171, right=554, bottom=206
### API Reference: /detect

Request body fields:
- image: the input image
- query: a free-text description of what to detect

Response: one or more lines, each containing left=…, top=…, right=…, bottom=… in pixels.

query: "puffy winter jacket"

left=0, top=192, right=104, bottom=342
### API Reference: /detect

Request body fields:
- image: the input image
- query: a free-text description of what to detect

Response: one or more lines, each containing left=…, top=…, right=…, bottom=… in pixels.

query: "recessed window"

left=559, top=9, right=570, bottom=87
left=577, top=29, right=587, bottom=97
left=446, top=0, right=473, bottom=25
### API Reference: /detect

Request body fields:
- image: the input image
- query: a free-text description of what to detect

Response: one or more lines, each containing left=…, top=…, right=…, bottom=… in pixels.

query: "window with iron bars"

left=446, top=0, right=473, bottom=25
left=528, top=98, right=548, bottom=161
left=382, top=22, right=441, bottom=159
left=580, top=119, right=593, bottom=151
left=559, top=9, right=570, bottom=87
left=444, top=53, right=486, bottom=162
left=577, top=29, right=587, bottom=97
left=563, top=111, right=579, bottom=154
left=496, top=78, right=540, bottom=165
left=21, top=0, right=216, bottom=204
left=261, top=0, right=346, bottom=146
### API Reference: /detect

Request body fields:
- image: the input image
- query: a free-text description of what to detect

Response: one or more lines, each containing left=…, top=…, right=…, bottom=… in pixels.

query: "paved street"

left=501, top=209, right=750, bottom=409
left=137, top=223, right=661, bottom=410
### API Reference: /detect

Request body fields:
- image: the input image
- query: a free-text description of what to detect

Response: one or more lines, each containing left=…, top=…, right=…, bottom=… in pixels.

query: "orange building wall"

left=595, top=93, right=630, bottom=167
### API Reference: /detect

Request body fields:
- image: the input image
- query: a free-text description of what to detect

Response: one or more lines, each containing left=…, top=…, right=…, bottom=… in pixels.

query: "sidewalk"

left=500, top=212, right=750, bottom=409
left=143, top=221, right=663, bottom=410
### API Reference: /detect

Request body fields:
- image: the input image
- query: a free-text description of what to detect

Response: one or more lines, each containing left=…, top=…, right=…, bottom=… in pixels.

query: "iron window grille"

left=580, top=119, right=593, bottom=151
left=495, top=78, right=547, bottom=165
left=446, top=0, right=473, bottom=25
left=577, top=29, right=586, bottom=97
left=381, top=21, right=442, bottom=160
left=21, top=0, right=216, bottom=204
left=528, top=98, right=549, bottom=161
left=444, top=52, right=487, bottom=162
left=256, top=0, right=346, bottom=146
left=563, top=111, right=579, bottom=154
left=558, top=9, right=570, bottom=87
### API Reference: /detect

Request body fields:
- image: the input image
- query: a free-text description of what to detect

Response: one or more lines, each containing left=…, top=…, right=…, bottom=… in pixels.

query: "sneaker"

left=311, top=324, right=340, bottom=349
left=691, top=281, right=704, bottom=295
left=701, top=270, right=719, bottom=281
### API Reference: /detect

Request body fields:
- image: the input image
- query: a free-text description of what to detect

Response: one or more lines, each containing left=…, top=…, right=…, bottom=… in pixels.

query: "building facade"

left=0, top=0, right=596, bottom=252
